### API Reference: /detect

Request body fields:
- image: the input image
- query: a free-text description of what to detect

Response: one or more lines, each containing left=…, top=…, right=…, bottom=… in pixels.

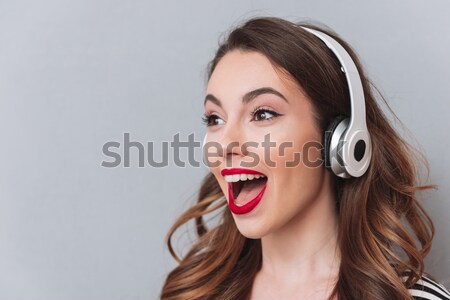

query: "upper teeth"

left=224, top=174, right=266, bottom=183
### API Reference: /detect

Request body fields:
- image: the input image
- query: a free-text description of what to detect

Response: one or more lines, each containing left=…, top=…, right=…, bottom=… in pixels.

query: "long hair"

left=160, top=16, right=435, bottom=300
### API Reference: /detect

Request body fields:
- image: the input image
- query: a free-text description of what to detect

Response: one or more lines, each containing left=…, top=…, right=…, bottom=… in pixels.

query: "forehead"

left=206, top=50, right=300, bottom=97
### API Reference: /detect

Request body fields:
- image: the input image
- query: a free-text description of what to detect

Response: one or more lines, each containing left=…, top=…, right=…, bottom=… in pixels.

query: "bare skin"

left=204, top=50, right=340, bottom=300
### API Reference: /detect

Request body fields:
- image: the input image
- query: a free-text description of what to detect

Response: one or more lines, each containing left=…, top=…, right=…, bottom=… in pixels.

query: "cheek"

left=267, top=126, right=322, bottom=170
left=266, top=126, right=324, bottom=205
left=265, top=152, right=325, bottom=233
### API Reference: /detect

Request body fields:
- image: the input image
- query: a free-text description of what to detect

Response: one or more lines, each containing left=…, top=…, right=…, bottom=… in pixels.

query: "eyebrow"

left=204, top=87, right=288, bottom=107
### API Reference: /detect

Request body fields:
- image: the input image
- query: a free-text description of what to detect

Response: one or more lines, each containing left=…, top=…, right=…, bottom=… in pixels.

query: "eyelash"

left=201, top=106, right=282, bottom=127
left=201, top=114, right=219, bottom=127
left=250, top=105, right=282, bottom=121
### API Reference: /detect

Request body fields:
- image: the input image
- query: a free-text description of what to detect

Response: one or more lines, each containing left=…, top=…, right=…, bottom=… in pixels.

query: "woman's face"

left=203, top=50, right=330, bottom=238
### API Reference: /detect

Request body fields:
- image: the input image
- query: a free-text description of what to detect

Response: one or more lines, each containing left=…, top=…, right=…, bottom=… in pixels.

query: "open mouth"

left=222, top=170, right=268, bottom=214
left=229, top=174, right=268, bottom=205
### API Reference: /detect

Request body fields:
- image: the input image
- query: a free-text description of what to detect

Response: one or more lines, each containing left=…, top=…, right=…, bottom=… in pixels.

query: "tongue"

left=235, top=178, right=267, bottom=207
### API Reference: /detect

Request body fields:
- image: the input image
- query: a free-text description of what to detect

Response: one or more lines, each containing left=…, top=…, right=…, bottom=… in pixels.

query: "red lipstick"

left=220, top=168, right=265, bottom=176
left=221, top=168, right=268, bottom=215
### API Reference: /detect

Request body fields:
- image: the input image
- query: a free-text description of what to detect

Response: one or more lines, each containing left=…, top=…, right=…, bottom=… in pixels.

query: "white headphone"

left=302, top=27, right=372, bottom=178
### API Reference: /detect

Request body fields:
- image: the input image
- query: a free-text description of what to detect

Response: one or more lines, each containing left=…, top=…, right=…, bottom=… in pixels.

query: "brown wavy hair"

left=160, top=16, right=436, bottom=300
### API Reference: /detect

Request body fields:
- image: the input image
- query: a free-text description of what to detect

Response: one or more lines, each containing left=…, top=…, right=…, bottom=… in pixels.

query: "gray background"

left=0, top=0, right=449, bottom=299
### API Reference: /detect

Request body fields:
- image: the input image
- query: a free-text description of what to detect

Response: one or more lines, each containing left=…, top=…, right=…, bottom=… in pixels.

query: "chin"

left=232, top=216, right=271, bottom=239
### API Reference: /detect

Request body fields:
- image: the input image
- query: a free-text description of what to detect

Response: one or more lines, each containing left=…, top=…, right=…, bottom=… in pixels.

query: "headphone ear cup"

left=323, top=115, right=347, bottom=170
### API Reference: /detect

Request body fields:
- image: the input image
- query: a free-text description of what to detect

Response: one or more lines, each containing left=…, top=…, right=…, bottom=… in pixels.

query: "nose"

left=204, top=119, right=247, bottom=168
left=218, top=121, right=247, bottom=159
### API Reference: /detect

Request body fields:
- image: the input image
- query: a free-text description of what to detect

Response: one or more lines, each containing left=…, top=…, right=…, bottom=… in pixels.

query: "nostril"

left=224, top=142, right=243, bottom=157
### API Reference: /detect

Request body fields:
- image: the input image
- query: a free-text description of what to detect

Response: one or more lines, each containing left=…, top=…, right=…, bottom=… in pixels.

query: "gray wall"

left=0, top=1, right=449, bottom=299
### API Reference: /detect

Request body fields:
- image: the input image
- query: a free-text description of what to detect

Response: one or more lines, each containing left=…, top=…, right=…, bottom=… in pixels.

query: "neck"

left=258, top=172, right=340, bottom=286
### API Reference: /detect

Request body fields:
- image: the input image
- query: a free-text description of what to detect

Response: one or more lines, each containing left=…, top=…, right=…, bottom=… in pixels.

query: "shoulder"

left=408, top=275, right=450, bottom=300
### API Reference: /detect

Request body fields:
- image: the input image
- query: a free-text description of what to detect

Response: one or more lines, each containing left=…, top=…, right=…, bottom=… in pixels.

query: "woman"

left=160, top=17, right=450, bottom=300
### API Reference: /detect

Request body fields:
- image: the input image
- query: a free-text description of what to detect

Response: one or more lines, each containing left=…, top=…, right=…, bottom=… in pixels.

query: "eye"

left=251, top=106, right=282, bottom=121
left=201, top=113, right=225, bottom=127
